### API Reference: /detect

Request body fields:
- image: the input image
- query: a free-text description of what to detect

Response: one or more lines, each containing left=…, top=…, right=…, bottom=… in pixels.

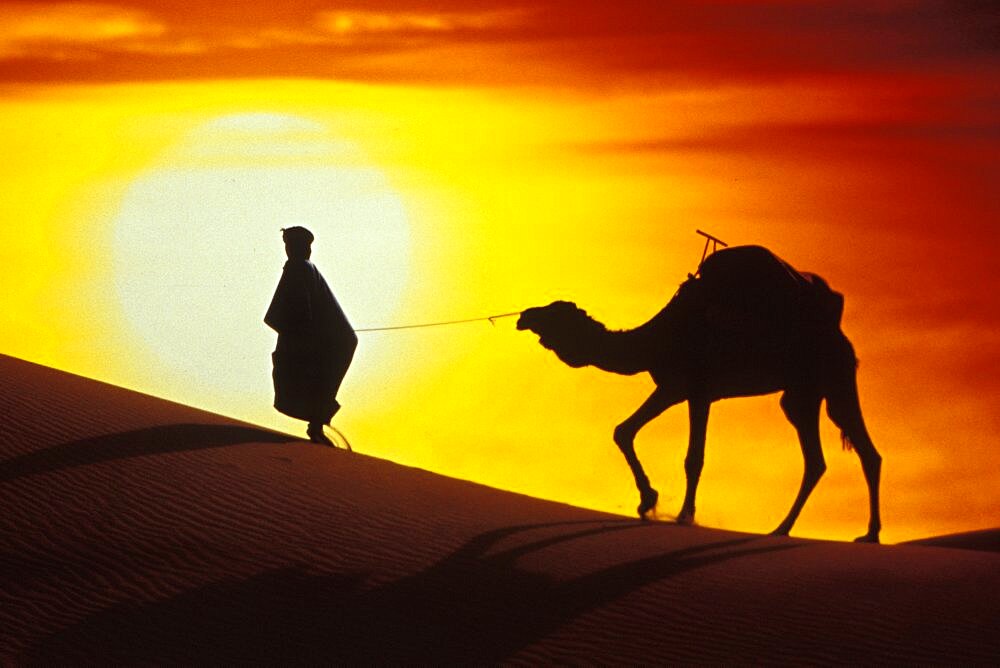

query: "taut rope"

left=354, top=311, right=522, bottom=333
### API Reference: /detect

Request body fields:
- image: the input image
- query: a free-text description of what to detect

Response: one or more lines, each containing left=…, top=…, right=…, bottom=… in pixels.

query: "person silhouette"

left=264, top=226, right=358, bottom=445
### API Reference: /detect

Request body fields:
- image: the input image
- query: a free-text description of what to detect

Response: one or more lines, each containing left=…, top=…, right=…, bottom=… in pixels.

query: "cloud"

left=513, top=0, right=1000, bottom=85
left=315, top=8, right=528, bottom=36
left=576, top=121, right=1000, bottom=159
left=0, top=0, right=994, bottom=85
left=0, top=3, right=532, bottom=64
left=212, top=9, right=528, bottom=52
left=0, top=3, right=165, bottom=59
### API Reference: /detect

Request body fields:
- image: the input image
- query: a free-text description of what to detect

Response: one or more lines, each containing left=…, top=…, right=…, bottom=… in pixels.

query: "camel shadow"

left=0, top=423, right=296, bottom=484
left=26, top=521, right=804, bottom=663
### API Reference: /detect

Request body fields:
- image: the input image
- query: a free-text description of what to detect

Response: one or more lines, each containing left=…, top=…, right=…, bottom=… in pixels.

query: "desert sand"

left=1, top=353, right=997, bottom=663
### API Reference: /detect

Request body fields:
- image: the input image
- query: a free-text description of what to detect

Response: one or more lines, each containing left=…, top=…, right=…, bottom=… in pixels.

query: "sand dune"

left=902, top=529, right=1000, bottom=554
left=1, top=353, right=998, bottom=663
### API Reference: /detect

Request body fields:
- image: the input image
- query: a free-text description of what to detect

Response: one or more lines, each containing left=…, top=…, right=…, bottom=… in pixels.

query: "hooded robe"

left=264, top=259, right=357, bottom=424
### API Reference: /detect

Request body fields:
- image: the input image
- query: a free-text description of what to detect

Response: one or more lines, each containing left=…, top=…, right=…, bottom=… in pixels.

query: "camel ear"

left=551, top=300, right=579, bottom=313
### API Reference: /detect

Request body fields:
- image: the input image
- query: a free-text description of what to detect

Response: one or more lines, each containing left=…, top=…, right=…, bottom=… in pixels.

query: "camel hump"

left=699, top=245, right=808, bottom=290
left=694, top=245, right=844, bottom=328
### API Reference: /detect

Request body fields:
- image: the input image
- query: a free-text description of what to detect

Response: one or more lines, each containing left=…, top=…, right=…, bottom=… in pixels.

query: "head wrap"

left=281, top=226, right=314, bottom=245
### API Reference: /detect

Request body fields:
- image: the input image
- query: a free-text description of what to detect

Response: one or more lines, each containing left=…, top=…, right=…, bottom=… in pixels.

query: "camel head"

left=517, top=301, right=606, bottom=368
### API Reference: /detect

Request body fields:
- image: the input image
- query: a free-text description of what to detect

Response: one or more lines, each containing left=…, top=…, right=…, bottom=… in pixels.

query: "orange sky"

left=0, top=1, right=997, bottom=543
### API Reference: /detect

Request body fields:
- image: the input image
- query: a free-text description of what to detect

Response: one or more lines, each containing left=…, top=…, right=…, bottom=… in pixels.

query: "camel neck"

left=586, top=326, right=653, bottom=376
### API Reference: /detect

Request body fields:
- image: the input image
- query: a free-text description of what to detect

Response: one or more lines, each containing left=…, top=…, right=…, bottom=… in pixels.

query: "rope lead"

left=355, top=310, right=522, bottom=333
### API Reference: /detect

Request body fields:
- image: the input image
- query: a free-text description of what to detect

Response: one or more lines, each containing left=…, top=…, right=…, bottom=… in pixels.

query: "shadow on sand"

left=0, top=424, right=295, bottom=483
left=27, top=520, right=803, bottom=663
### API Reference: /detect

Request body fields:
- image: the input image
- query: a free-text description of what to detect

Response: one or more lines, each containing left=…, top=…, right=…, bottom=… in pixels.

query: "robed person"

left=264, top=226, right=358, bottom=445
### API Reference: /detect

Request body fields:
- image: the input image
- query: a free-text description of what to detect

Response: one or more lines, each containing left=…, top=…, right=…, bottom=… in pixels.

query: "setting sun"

left=112, top=111, right=410, bottom=416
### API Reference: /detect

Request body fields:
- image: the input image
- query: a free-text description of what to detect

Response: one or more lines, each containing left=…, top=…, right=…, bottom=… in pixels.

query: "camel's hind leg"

left=677, top=399, right=710, bottom=525
left=614, top=387, right=681, bottom=518
left=772, top=391, right=825, bottom=537
left=827, top=372, right=882, bottom=543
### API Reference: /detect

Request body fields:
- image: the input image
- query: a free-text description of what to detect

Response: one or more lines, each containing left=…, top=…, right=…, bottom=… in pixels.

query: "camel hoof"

left=853, top=533, right=880, bottom=544
left=676, top=508, right=695, bottom=526
left=637, top=488, right=659, bottom=519
left=769, top=526, right=791, bottom=537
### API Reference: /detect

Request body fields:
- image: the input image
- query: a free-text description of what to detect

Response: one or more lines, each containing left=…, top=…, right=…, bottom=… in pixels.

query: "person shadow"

left=25, top=520, right=803, bottom=663
left=0, top=424, right=295, bottom=484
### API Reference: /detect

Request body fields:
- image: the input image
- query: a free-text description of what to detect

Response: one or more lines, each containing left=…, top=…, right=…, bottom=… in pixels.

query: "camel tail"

left=839, top=354, right=860, bottom=451
left=825, top=334, right=869, bottom=454
left=840, top=429, right=855, bottom=452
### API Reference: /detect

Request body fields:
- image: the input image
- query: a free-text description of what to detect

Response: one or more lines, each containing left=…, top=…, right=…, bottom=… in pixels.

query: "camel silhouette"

left=518, top=245, right=882, bottom=543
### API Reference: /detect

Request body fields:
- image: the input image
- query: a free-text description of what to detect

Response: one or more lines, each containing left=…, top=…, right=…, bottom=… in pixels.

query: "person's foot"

left=307, top=423, right=334, bottom=446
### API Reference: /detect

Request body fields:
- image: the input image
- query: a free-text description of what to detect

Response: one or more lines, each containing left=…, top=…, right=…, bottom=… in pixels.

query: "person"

left=264, top=226, right=357, bottom=445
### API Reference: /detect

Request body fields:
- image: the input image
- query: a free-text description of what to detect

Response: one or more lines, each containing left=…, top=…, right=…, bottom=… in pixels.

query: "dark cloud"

left=0, top=0, right=995, bottom=84
left=576, top=120, right=1000, bottom=158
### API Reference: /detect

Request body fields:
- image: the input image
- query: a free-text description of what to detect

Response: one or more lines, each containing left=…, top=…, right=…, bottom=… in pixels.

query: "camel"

left=517, top=245, right=882, bottom=543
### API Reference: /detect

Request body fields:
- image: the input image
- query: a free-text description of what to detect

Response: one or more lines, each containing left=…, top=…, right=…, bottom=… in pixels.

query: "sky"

left=0, top=0, right=997, bottom=542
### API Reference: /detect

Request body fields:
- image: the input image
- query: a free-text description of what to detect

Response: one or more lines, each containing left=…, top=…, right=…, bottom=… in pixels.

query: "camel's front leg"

left=614, top=387, right=681, bottom=519
left=677, top=399, right=710, bottom=525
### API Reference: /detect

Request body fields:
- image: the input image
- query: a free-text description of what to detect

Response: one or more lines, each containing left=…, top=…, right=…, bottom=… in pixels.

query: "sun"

left=111, top=112, right=410, bottom=416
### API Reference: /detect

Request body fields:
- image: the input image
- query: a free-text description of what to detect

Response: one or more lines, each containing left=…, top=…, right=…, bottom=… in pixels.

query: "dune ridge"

left=1, top=353, right=998, bottom=663
left=903, top=528, right=1000, bottom=554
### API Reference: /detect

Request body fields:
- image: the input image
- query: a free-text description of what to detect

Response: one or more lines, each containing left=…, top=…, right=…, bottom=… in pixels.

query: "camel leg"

left=823, top=336, right=882, bottom=543
left=772, top=391, right=825, bottom=537
left=827, top=385, right=882, bottom=543
left=614, top=387, right=681, bottom=518
left=677, top=399, right=710, bottom=525
left=847, top=433, right=881, bottom=543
